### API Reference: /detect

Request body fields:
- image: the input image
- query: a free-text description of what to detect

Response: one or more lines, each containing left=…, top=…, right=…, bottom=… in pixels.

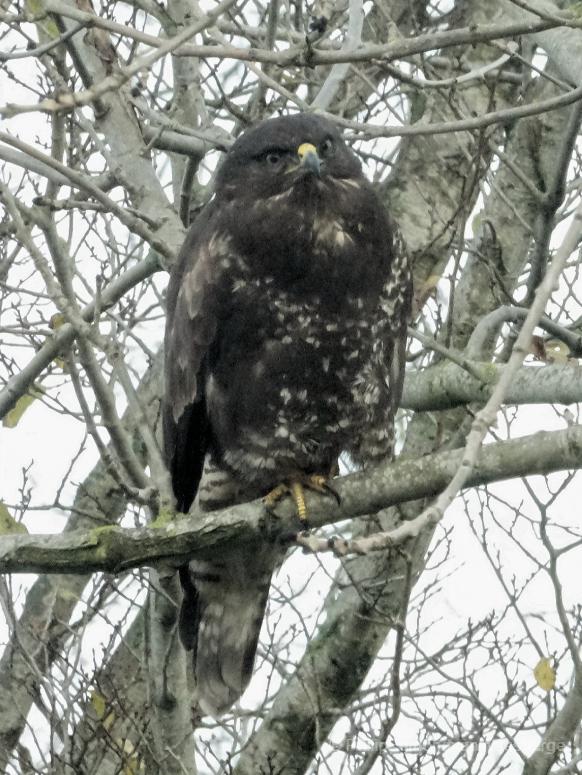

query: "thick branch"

left=523, top=677, right=582, bottom=775
left=401, top=363, right=582, bottom=411
left=2, top=424, right=582, bottom=575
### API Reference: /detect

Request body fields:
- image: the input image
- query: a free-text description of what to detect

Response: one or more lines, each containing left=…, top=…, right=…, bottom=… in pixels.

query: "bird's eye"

left=320, top=138, right=335, bottom=158
left=265, top=152, right=282, bottom=165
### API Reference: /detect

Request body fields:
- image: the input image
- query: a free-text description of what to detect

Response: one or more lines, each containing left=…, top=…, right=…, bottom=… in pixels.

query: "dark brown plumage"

left=163, top=112, right=411, bottom=716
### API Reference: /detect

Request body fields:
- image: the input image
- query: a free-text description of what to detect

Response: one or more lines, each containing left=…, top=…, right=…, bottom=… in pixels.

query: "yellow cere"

left=297, top=142, right=318, bottom=159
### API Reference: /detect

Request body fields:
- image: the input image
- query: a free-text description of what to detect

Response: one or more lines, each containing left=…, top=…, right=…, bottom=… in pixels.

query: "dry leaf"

left=530, top=336, right=571, bottom=364
left=534, top=657, right=555, bottom=691
left=2, top=387, right=44, bottom=428
left=90, top=692, right=116, bottom=730
left=414, top=274, right=440, bottom=312
left=544, top=339, right=570, bottom=364
left=49, top=313, right=66, bottom=330
left=0, top=502, right=28, bottom=535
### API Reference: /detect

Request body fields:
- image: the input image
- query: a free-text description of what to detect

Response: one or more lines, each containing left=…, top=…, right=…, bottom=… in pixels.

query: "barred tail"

left=179, top=552, right=274, bottom=717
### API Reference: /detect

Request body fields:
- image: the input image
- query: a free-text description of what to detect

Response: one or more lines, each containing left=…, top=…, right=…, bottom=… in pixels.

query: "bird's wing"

left=164, top=208, right=280, bottom=719
left=163, top=203, right=225, bottom=512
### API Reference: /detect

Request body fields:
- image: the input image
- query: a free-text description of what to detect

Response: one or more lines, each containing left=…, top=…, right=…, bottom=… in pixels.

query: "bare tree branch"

left=2, top=423, right=582, bottom=574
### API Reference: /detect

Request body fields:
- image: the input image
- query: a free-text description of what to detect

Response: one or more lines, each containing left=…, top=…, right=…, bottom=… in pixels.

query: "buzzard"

left=163, top=112, right=411, bottom=716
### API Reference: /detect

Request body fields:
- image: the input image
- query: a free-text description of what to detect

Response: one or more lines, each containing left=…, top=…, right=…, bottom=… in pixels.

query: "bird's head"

left=215, top=113, right=363, bottom=202
left=211, top=113, right=388, bottom=287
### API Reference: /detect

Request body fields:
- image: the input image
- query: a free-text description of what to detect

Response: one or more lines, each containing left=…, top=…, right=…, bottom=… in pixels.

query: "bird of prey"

left=163, top=112, right=412, bottom=716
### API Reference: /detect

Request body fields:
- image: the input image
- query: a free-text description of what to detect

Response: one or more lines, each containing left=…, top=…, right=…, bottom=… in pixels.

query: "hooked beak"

left=297, top=142, right=321, bottom=177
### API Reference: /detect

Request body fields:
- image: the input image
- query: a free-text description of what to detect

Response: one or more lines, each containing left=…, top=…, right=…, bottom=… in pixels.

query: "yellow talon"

left=290, top=481, right=308, bottom=522
left=262, top=473, right=340, bottom=524
left=308, top=474, right=328, bottom=491
left=263, top=483, right=288, bottom=508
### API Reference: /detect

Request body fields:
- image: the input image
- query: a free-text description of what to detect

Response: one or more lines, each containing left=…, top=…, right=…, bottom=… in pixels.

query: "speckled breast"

left=206, top=271, right=392, bottom=488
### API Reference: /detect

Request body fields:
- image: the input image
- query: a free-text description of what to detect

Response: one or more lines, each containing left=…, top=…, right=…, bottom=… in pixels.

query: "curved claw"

left=320, top=481, right=341, bottom=506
